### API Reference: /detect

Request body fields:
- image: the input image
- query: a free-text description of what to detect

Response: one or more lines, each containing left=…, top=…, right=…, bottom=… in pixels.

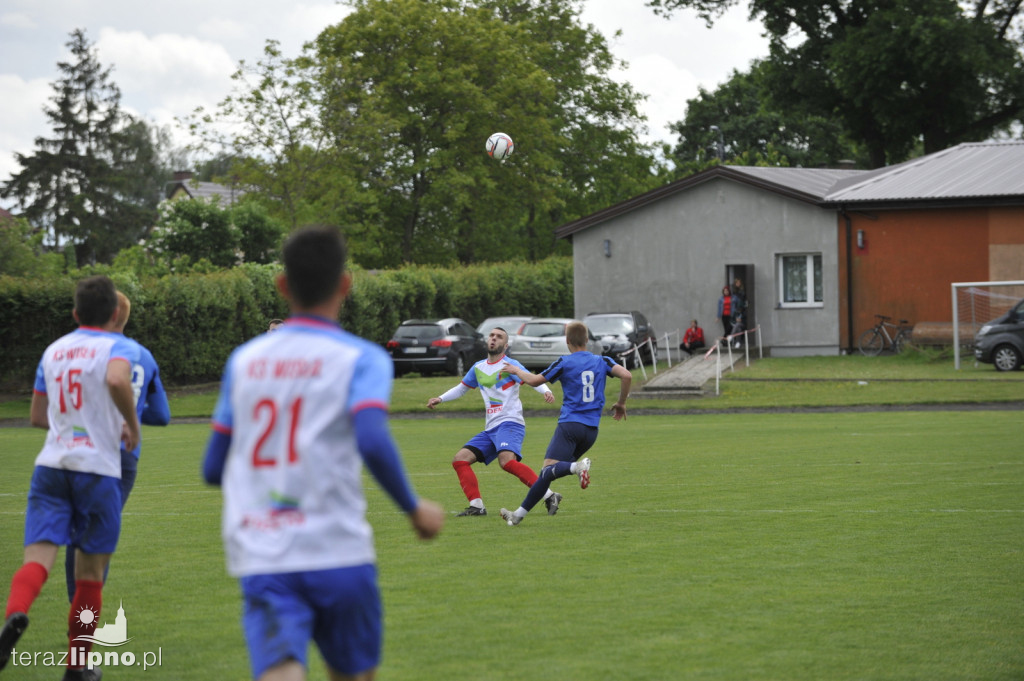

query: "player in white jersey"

left=203, top=225, right=443, bottom=681
left=65, top=291, right=171, bottom=602
left=1, top=275, right=141, bottom=681
left=427, top=327, right=562, bottom=517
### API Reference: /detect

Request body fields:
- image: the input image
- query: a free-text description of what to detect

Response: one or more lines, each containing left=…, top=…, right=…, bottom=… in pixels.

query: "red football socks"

left=452, top=460, right=481, bottom=502
left=502, top=459, right=539, bottom=487
left=5, top=561, right=48, bottom=618
left=67, top=580, right=103, bottom=670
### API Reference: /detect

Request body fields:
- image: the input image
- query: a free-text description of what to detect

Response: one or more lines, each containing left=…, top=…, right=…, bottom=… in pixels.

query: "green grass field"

left=1, top=403, right=1021, bottom=679
left=2, top=350, right=1023, bottom=421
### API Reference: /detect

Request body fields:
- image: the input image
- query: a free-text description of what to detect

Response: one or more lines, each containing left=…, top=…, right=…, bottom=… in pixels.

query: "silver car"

left=507, top=317, right=605, bottom=370
left=475, top=316, right=532, bottom=337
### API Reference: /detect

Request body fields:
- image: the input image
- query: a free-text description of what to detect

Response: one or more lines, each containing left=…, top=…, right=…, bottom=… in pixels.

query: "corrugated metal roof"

left=555, top=142, right=1024, bottom=239
left=824, top=141, right=1024, bottom=204
left=554, top=164, right=866, bottom=238
left=727, top=166, right=863, bottom=200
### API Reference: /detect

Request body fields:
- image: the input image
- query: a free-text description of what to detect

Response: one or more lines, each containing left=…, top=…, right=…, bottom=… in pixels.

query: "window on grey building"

left=778, top=254, right=822, bottom=307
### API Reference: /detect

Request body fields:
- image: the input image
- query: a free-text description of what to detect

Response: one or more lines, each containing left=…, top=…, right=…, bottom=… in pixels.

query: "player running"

left=203, top=226, right=443, bottom=681
left=499, top=320, right=631, bottom=526
left=1, top=275, right=141, bottom=680
left=427, top=326, right=563, bottom=517
left=65, top=291, right=171, bottom=602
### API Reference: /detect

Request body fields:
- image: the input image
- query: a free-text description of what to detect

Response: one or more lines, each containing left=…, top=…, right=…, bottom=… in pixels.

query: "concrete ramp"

left=633, top=352, right=739, bottom=398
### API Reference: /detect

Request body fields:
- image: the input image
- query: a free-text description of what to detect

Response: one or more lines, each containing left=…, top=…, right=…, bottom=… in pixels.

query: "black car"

left=583, top=311, right=657, bottom=368
left=386, top=318, right=487, bottom=377
left=973, top=298, right=1024, bottom=371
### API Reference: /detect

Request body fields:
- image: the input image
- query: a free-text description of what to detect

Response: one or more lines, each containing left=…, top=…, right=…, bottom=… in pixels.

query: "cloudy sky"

left=0, top=0, right=768, bottom=199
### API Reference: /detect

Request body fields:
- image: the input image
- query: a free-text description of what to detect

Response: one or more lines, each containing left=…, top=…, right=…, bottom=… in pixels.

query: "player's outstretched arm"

left=502, top=363, right=547, bottom=387
left=428, top=382, right=470, bottom=409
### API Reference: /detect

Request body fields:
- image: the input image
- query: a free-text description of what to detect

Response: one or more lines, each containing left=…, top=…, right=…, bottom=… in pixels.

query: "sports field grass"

left=1, top=349, right=1022, bottom=420
left=1, top=407, right=1021, bottom=680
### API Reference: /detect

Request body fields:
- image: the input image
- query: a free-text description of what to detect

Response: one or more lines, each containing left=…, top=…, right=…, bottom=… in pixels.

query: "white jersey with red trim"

left=33, top=327, right=140, bottom=479
left=211, top=315, right=394, bottom=577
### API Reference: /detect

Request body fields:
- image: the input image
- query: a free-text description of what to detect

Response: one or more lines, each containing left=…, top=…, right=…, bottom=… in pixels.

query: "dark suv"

left=973, top=298, right=1024, bottom=371
left=583, top=311, right=657, bottom=368
left=386, top=318, right=487, bottom=377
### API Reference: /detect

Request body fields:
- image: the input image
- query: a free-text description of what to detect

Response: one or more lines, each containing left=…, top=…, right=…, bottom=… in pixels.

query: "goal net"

left=952, top=280, right=1024, bottom=369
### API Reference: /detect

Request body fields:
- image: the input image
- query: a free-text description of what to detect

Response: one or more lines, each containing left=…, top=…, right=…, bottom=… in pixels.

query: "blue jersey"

left=541, top=351, right=619, bottom=427
left=125, top=338, right=170, bottom=460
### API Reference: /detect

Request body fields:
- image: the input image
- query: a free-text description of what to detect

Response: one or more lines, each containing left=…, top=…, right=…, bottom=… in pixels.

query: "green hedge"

left=0, top=257, right=572, bottom=390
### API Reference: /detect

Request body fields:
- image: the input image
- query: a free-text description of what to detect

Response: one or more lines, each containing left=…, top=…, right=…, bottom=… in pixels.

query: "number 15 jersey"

left=211, top=316, right=393, bottom=577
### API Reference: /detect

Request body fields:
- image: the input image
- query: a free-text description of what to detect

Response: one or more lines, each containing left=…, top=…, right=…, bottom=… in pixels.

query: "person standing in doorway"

left=717, top=285, right=736, bottom=343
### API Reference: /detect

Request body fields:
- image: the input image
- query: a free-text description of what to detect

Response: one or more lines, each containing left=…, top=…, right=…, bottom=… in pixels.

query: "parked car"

left=386, top=318, right=487, bottom=377
left=973, top=298, right=1024, bottom=371
left=506, top=318, right=604, bottom=370
left=584, top=311, right=657, bottom=368
left=475, top=316, right=533, bottom=337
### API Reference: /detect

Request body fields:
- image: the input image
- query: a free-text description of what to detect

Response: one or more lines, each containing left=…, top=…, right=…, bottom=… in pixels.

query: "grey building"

left=556, top=166, right=862, bottom=357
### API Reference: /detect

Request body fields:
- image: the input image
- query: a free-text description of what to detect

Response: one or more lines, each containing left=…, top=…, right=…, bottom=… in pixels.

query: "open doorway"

left=726, top=264, right=754, bottom=333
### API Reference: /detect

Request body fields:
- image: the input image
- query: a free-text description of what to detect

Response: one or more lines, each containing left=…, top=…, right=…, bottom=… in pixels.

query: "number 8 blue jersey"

left=541, top=351, right=620, bottom=427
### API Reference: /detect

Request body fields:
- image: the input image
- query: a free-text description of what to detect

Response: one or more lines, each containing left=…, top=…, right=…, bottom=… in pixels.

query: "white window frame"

left=777, top=253, right=823, bottom=308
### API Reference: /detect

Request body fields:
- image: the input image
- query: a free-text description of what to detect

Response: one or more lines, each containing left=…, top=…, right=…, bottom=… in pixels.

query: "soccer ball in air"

left=486, top=132, right=514, bottom=161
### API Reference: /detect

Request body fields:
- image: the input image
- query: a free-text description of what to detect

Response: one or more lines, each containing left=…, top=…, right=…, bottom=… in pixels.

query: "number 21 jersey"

left=211, top=316, right=393, bottom=577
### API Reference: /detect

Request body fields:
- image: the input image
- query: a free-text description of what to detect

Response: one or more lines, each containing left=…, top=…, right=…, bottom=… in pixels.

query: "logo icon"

left=73, top=600, right=133, bottom=646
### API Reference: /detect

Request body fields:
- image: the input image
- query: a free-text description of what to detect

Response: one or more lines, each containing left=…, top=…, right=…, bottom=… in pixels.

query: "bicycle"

left=858, top=314, right=913, bottom=356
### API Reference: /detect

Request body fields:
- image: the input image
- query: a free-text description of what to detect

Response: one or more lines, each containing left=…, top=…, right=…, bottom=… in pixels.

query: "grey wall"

left=570, top=177, right=841, bottom=357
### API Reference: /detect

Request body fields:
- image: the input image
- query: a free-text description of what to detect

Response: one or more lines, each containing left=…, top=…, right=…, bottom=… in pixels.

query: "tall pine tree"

left=1, top=29, right=163, bottom=265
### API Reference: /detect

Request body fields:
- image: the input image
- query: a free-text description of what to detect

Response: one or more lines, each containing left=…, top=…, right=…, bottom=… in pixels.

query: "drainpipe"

left=841, top=208, right=854, bottom=352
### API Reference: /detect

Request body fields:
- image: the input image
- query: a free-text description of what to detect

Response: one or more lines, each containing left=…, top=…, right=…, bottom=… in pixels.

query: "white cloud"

left=618, top=54, right=700, bottom=145
left=94, top=27, right=237, bottom=132
left=96, top=28, right=237, bottom=84
left=279, top=3, right=353, bottom=49
left=0, top=12, right=35, bottom=29
left=0, top=74, right=51, bottom=190
left=197, top=17, right=249, bottom=45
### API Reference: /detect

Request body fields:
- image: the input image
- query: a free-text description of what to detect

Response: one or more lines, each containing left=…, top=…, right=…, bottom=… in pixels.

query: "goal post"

left=951, top=280, right=1024, bottom=369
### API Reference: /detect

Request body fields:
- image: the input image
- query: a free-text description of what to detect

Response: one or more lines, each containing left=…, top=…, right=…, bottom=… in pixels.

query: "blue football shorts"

left=24, top=466, right=123, bottom=554
left=240, top=564, right=382, bottom=678
left=544, top=421, right=599, bottom=463
left=464, top=422, right=526, bottom=464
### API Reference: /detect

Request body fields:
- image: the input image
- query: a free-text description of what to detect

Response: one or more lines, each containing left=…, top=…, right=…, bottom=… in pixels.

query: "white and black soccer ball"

left=485, top=132, right=514, bottom=161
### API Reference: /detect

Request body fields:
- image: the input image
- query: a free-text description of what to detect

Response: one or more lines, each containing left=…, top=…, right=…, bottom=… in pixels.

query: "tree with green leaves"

left=146, top=198, right=285, bottom=270
left=0, top=29, right=166, bottom=264
left=670, top=60, right=864, bottom=169
left=0, top=216, right=64, bottom=277
left=187, top=41, right=346, bottom=234
left=648, top=0, right=1024, bottom=167
left=190, top=0, right=662, bottom=267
